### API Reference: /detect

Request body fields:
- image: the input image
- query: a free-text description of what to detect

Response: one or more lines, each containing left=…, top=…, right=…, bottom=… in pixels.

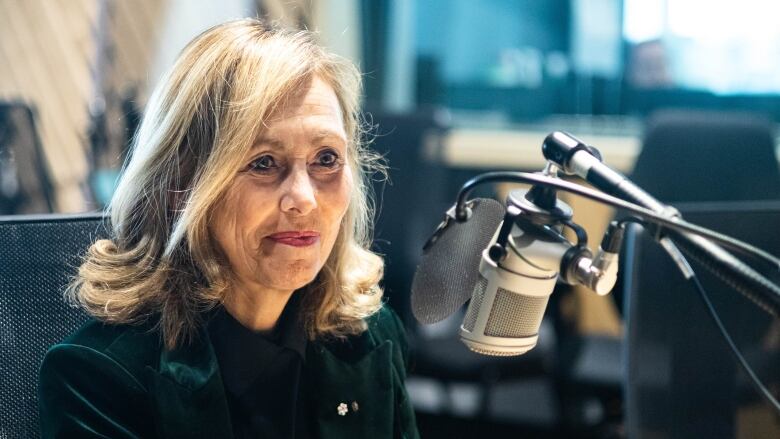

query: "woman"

left=38, top=19, right=418, bottom=439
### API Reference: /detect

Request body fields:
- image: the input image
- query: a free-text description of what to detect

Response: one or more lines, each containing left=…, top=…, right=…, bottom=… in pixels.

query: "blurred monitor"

left=624, top=201, right=780, bottom=438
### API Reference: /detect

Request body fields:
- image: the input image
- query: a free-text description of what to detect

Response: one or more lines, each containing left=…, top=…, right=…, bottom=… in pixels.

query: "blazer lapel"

left=307, top=332, right=396, bottom=439
left=148, top=333, right=234, bottom=438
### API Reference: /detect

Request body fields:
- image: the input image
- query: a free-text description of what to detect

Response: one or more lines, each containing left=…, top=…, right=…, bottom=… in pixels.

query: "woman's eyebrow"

left=311, top=130, right=347, bottom=144
left=252, top=130, right=347, bottom=151
left=252, top=136, right=285, bottom=150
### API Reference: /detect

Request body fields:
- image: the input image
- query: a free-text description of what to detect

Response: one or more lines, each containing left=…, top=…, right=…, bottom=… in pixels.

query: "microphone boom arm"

left=451, top=129, right=780, bottom=317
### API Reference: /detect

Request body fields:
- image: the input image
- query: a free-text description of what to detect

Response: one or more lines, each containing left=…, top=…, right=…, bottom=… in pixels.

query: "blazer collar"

left=148, top=328, right=234, bottom=438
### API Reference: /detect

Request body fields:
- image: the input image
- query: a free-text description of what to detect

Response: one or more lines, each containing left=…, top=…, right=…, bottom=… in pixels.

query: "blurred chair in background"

left=616, top=109, right=780, bottom=314
left=366, top=107, right=558, bottom=428
left=88, top=88, right=143, bottom=208
left=631, top=109, right=780, bottom=203
left=0, top=213, right=105, bottom=437
left=623, top=202, right=780, bottom=438
left=0, top=102, right=55, bottom=214
left=365, top=106, right=452, bottom=323
left=619, top=110, right=780, bottom=437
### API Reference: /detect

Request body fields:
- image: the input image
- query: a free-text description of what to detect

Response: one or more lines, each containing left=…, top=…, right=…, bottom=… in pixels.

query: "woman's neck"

left=222, top=284, right=294, bottom=332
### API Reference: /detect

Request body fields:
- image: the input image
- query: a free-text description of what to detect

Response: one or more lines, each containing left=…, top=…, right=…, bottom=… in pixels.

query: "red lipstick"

left=267, top=231, right=320, bottom=247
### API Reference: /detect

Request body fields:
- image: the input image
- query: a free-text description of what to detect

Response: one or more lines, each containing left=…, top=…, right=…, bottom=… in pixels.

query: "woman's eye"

left=314, top=150, right=341, bottom=169
left=248, top=155, right=278, bottom=173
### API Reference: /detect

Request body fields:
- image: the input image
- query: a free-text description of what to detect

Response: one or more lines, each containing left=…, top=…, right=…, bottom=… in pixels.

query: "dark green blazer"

left=38, top=306, right=419, bottom=438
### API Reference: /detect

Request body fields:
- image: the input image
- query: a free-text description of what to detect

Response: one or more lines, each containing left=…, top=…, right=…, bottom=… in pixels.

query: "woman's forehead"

left=270, top=77, right=342, bottom=119
left=254, top=79, right=347, bottom=142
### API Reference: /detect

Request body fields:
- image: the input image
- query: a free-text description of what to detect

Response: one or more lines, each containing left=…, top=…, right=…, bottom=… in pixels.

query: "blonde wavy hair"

left=68, top=18, right=385, bottom=349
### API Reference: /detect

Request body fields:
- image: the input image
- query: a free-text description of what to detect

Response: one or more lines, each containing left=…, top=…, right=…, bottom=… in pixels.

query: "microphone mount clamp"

left=490, top=168, right=623, bottom=298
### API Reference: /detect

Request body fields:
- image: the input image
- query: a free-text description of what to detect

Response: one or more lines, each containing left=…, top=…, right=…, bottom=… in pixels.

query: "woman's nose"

left=280, top=166, right=316, bottom=216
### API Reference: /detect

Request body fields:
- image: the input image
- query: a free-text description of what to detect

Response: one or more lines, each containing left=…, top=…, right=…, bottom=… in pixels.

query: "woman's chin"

left=257, top=265, right=321, bottom=292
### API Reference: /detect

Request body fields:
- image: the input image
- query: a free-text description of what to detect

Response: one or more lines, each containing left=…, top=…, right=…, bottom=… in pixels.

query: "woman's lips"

left=267, top=231, right=320, bottom=247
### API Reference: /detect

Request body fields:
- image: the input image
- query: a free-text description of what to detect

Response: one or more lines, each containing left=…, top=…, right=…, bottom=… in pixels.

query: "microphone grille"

left=465, top=345, right=520, bottom=357
left=485, top=289, right=549, bottom=338
left=462, top=274, right=489, bottom=332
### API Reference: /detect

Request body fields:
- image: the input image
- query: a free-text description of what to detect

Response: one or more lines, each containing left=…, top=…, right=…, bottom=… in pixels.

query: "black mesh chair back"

left=0, top=213, right=107, bottom=438
left=623, top=201, right=780, bottom=438
left=0, top=102, right=55, bottom=214
left=631, top=109, right=780, bottom=203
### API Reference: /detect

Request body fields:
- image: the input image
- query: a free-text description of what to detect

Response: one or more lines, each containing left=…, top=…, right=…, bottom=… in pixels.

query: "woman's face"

left=212, top=77, right=353, bottom=295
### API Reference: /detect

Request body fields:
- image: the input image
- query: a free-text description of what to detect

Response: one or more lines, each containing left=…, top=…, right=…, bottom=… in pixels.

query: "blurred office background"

left=2, top=1, right=780, bottom=438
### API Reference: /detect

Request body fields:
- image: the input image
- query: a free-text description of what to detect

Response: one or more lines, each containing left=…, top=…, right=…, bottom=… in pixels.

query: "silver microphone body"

left=460, top=221, right=570, bottom=356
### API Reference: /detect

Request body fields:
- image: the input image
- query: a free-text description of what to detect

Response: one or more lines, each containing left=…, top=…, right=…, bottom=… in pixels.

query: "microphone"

left=459, top=209, right=565, bottom=356
left=410, top=140, right=624, bottom=356
left=458, top=189, right=622, bottom=356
